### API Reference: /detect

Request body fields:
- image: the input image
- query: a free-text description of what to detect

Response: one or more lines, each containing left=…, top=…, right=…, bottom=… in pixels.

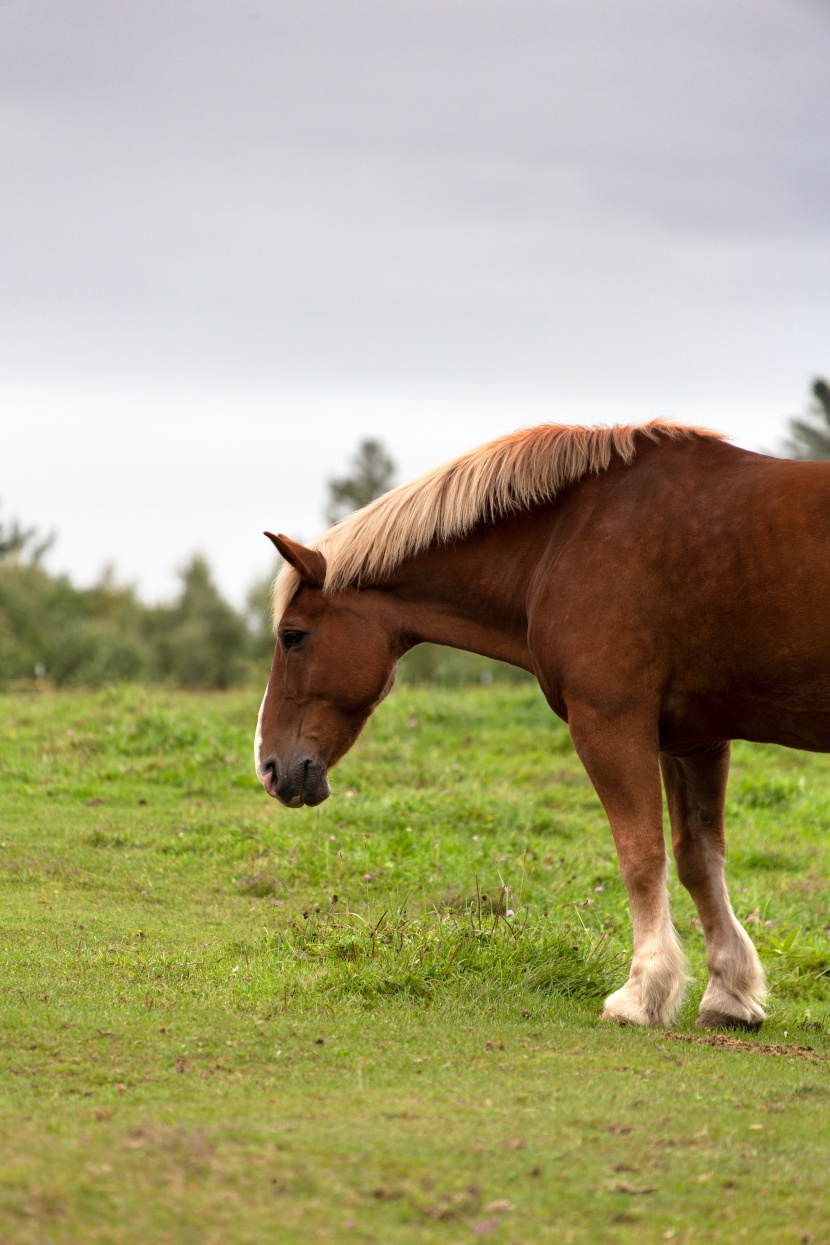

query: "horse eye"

left=281, top=630, right=306, bottom=650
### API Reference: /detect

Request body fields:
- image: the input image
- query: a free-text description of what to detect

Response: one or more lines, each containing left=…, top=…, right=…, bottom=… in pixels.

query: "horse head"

left=255, top=533, right=397, bottom=807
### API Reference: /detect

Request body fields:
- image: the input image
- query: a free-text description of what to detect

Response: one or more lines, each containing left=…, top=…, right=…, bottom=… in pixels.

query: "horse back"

left=530, top=437, right=830, bottom=752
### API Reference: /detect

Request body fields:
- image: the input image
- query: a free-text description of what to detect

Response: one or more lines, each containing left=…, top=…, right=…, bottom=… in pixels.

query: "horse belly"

left=660, top=696, right=830, bottom=754
left=659, top=650, right=830, bottom=754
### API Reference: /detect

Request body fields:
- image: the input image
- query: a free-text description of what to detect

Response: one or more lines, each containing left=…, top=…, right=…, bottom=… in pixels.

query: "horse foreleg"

left=661, top=744, right=766, bottom=1029
left=570, top=710, right=688, bottom=1027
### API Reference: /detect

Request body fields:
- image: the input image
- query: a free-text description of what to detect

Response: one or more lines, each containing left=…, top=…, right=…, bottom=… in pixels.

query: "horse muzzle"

left=259, top=755, right=331, bottom=807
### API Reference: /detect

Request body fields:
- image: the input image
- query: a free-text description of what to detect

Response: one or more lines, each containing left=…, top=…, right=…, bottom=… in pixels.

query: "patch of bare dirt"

left=661, top=1032, right=823, bottom=1061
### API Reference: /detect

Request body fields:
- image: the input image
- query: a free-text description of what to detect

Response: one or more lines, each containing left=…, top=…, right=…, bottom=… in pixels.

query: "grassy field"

left=2, top=682, right=830, bottom=1244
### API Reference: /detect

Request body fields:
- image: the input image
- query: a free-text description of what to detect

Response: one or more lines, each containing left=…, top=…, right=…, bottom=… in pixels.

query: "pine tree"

left=0, top=507, right=53, bottom=562
left=325, top=439, right=396, bottom=526
left=783, top=378, right=830, bottom=459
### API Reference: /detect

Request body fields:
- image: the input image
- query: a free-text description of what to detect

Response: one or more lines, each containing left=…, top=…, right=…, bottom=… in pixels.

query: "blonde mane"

left=273, top=420, right=720, bottom=622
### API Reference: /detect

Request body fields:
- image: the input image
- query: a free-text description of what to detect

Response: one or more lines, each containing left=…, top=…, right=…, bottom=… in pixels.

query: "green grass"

left=2, top=682, right=830, bottom=1243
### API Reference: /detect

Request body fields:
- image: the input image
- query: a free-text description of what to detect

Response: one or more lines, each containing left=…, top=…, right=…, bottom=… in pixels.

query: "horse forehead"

left=278, top=590, right=329, bottom=627
left=282, top=586, right=363, bottom=627
left=281, top=595, right=328, bottom=627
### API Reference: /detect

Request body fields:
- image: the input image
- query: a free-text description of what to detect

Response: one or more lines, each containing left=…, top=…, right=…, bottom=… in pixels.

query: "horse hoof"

left=696, top=1009, right=763, bottom=1031
left=601, top=1008, right=630, bottom=1026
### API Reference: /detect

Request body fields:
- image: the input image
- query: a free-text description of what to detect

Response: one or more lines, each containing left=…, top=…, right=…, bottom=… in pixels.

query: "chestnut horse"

left=256, top=420, right=830, bottom=1029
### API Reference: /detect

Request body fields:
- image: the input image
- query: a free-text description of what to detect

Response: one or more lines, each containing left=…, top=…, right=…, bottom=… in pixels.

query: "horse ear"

left=264, top=532, right=327, bottom=588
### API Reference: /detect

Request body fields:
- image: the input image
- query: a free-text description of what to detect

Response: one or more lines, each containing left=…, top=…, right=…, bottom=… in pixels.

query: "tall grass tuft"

left=259, top=894, right=624, bottom=1006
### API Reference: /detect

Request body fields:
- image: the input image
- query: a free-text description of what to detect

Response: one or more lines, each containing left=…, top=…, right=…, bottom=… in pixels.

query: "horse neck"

left=377, top=509, right=555, bottom=672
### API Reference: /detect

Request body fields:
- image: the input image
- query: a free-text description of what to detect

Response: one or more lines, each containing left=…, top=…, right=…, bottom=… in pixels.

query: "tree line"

left=0, top=540, right=276, bottom=689
left=2, top=382, right=827, bottom=688
left=0, top=437, right=475, bottom=689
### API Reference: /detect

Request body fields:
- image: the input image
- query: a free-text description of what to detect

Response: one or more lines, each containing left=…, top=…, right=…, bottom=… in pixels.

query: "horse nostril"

left=263, top=757, right=279, bottom=787
left=300, top=757, right=330, bottom=807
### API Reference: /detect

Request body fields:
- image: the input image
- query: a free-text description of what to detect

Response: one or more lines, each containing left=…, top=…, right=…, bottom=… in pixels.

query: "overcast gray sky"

left=2, top=0, right=829, bottom=601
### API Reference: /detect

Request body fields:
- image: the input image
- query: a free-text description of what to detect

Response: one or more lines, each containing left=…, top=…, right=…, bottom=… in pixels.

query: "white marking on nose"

left=254, top=689, right=267, bottom=780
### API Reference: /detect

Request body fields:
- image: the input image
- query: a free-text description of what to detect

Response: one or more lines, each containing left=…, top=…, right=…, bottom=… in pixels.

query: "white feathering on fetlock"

left=603, top=922, right=689, bottom=1027
left=697, top=917, right=766, bottom=1027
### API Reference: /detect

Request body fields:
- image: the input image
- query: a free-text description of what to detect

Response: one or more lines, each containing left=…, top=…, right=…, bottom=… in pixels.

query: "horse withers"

left=255, top=421, right=830, bottom=1029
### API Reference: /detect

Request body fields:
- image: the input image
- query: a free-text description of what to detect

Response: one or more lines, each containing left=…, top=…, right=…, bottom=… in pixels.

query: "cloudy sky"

left=2, top=0, right=829, bottom=601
